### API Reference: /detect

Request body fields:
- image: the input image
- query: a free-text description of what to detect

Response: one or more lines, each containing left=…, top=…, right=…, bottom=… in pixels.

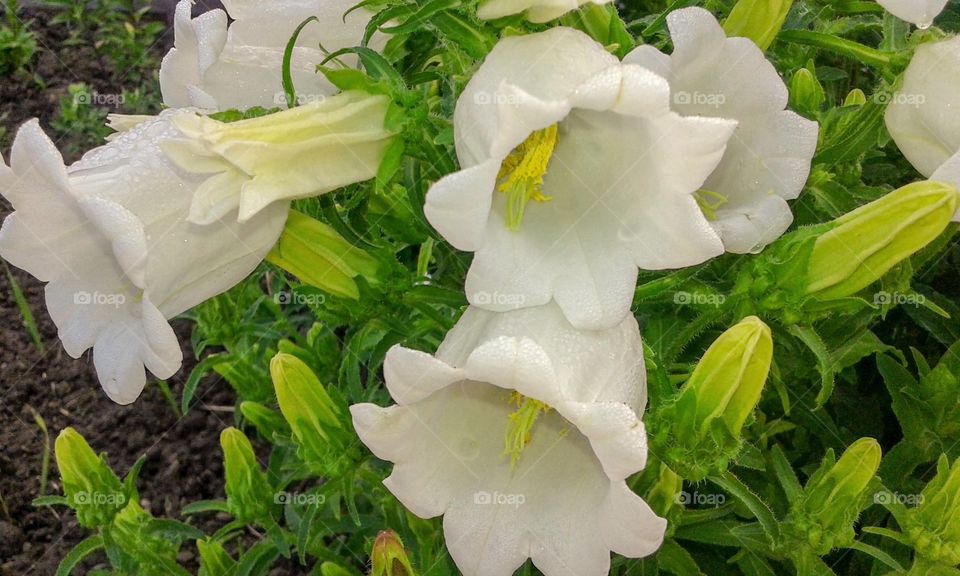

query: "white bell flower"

left=424, top=27, right=738, bottom=330
left=0, top=115, right=288, bottom=404
left=351, top=303, right=666, bottom=576
left=885, top=35, right=960, bottom=220
left=886, top=35, right=960, bottom=176
left=624, top=8, right=819, bottom=254
left=477, top=0, right=611, bottom=23
left=876, top=0, right=948, bottom=28
left=160, top=0, right=383, bottom=111
left=162, top=91, right=394, bottom=224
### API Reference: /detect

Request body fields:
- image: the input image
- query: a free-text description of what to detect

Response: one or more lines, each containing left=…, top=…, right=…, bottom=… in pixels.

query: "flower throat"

left=497, top=125, right=559, bottom=230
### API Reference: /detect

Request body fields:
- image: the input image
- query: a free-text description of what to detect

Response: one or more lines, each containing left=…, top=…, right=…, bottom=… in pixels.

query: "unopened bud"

left=221, top=427, right=274, bottom=525
left=723, top=0, right=793, bottom=51
left=843, top=89, right=867, bottom=107
left=653, top=317, right=772, bottom=481
left=266, top=210, right=379, bottom=300
left=789, top=67, right=825, bottom=115
left=785, top=438, right=881, bottom=555
left=903, top=456, right=960, bottom=566
left=54, top=427, right=126, bottom=528
left=271, top=353, right=357, bottom=475
left=806, top=181, right=958, bottom=301
left=371, top=530, right=415, bottom=576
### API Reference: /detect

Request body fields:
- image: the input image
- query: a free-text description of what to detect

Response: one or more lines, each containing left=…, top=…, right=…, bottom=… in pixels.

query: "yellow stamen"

left=504, top=391, right=551, bottom=466
left=497, top=125, right=559, bottom=230
left=694, top=189, right=729, bottom=221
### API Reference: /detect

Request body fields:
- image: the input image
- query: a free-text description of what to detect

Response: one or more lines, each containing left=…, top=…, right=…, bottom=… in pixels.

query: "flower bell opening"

left=504, top=391, right=552, bottom=466
left=496, top=124, right=559, bottom=230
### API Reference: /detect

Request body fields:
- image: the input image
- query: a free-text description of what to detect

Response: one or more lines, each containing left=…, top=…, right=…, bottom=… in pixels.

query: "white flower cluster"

left=352, top=7, right=819, bottom=576
left=15, top=0, right=960, bottom=573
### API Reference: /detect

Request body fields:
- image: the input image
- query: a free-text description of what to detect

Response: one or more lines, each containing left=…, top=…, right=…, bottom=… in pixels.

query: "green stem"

left=155, top=380, right=182, bottom=418
left=779, top=30, right=893, bottom=69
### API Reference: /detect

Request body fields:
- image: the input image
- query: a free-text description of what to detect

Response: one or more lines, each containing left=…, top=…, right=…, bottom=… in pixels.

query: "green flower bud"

left=371, top=530, right=415, bottom=576
left=266, top=210, right=379, bottom=300
left=271, top=353, right=358, bottom=475
left=806, top=181, right=958, bottom=301
left=784, top=438, right=881, bottom=555
left=789, top=67, right=825, bottom=116
left=723, top=0, right=793, bottom=51
left=653, top=317, right=773, bottom=481
left=843, top=89, right=867, bottom=107
left=903, top=456, right=960, bottom=566
left=737, top=181, right=959, bottom=324
left=679, top=316, right=772, bottom=438
left=54, top=427, right=127, bottom=529
left=221, top=427, right=275, bottom=525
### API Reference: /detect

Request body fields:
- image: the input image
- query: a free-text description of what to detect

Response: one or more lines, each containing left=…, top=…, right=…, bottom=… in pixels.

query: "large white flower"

left=876, top=0, right=948, bottom=28
left=886, top=35, right=960, bottom=176
left=624, top=8, right=818, bottom=254
left=424, top=27, right=738, bottom=330
left=886, top=35, right=960, bottom=220
left=351, top=303, right=665, bottom=576
left=160, top=0, right=382, bottom=111
left=0, top=115, right=288, bottom=404
left=477, top=0, right=611, bottom=23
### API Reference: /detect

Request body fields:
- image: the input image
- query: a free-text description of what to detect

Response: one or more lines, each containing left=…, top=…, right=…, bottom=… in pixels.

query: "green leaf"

left=846, top=540, right=904, bottom=572
left=283, top=16, right=320, bottom=108
left=56, top=535, right=104, bottom=576
left=708, top=472, right=780, bottom=541
left=182, top=499, right=231, bottom=515
left=656, top=539, right=704, bottom=575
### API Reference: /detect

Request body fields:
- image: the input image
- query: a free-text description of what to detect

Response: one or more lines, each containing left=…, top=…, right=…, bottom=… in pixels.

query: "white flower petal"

left=886, top=36, right=960, bottom=177
left=161, top=0, right=383, bottom=111
left=94, top=323, right=149, bottom=405
left=476, top=0, right=611, bottom=23
left=624, top=7, right=818, bottom=254
left=930, top=151, right=960, bottom=221
left=876, top=0, right=948, bottom=27
left=383, top=346, right=464, bottom=405
left=159, top=3, right=228, bottom=109
left=453, top=27, right=618, bottom=166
